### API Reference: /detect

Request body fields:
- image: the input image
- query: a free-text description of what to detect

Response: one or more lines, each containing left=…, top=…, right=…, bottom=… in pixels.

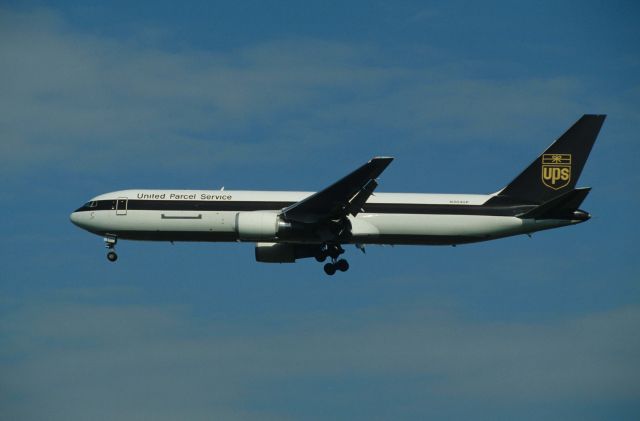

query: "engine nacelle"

left=235, top=211, right=280, bottom=241
left=255, top=242, right=320, bottom=263
left=255, top=242, right=297, bottom=263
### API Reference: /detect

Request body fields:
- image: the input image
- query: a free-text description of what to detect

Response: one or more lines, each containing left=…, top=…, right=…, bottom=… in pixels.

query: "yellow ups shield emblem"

left=542, top=154, right=571, bottom=190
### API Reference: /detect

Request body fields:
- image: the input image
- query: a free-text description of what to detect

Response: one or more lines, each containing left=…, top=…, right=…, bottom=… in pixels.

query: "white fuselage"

left=68, top=116, right=604, bottom=270
left=70, top=189, right=577, bottom=246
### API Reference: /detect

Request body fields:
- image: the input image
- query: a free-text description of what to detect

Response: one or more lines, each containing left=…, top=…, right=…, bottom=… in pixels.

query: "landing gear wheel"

left=107, top=251, right=118, bottom=262
left=323, top=263, right=336, bottom=276
left=336, top=259, right=349, bottom=272
left=315, top=253, right=327, bottom=262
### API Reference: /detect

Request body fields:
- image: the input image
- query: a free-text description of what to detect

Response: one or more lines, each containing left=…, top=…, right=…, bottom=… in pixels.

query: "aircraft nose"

left=70, top=211, right=82, bottom=227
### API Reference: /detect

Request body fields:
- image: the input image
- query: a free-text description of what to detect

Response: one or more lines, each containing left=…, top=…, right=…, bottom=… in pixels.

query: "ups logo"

left=542, top=154, right=571, bottom=190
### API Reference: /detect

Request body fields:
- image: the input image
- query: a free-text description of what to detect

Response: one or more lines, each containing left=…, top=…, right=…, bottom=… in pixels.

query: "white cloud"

left=0, top=9, right=405, bottom=173
left=0, top=7, right=602, bottom=175
left=1, top=291, right=638, bottom=420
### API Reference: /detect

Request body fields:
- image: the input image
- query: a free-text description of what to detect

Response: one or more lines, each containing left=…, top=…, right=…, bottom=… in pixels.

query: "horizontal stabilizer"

left=519, top=187, right=591, bottom=219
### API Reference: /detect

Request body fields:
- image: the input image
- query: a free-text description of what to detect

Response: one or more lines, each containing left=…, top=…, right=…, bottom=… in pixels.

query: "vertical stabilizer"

left=496, top=114, right=605, bottom=203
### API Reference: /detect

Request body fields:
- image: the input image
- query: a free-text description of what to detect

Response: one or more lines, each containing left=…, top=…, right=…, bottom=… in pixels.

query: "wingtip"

left=371, top=156, right=394, bottom=162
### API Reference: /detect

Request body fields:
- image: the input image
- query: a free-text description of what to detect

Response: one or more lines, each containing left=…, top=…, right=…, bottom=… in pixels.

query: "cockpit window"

left=85, top=201, right=98, bottom=208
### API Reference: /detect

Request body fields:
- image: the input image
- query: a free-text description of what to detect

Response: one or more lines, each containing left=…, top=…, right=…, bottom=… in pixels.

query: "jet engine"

left=235, top=211, right=280, bottom=241
left=255, top=242, right=297, bottom=263
left=255, top=242, right=320, bottom=263
left=235, top=211, right=310, bottom=241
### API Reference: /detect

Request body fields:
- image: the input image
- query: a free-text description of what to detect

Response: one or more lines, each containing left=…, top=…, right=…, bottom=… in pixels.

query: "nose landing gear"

left=104, top=236, right=118, bottom=262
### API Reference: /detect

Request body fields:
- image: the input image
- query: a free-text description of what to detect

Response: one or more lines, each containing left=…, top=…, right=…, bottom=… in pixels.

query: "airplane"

left=70, top=114, right=605, bottom=275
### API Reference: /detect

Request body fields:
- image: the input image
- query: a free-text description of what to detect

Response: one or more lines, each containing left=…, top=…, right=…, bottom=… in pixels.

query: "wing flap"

left=346, top=178, right=378, bottom=216
left=281, top=157, right=393, bottom=223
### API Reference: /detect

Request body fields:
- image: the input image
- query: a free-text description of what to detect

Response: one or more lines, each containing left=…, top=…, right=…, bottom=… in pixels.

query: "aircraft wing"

left=281, top=157, right=394, bottom=224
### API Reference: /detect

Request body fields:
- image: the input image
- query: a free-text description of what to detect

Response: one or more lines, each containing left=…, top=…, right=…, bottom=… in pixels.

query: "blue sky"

left=1, top=1, right=639, bottom=419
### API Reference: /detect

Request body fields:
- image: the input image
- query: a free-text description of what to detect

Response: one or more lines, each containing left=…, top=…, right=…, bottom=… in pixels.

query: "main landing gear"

left=316, top=244, right=349, bottom=276
left=104, top=235, right=118, bottom=262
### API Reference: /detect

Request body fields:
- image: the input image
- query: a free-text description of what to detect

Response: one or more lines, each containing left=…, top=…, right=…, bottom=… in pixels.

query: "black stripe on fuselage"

left=89, top=229, right=486, bottom=246
left=74, top=199, right=536, bottom=216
